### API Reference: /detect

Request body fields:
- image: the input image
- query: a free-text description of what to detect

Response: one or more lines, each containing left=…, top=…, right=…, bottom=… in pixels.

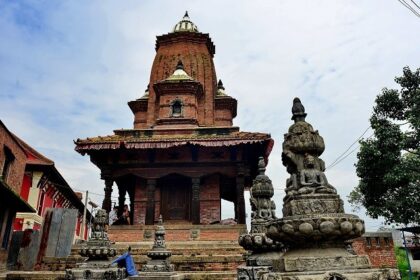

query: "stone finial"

left=176, top=60, right=184, bottom=70
left=158, top=214, right=163, bottom=225
left=217, top=79, right=225, bottom=90
left=184, top=11, right=189, bottom=19
left=291, top=97, right=307, bottom=122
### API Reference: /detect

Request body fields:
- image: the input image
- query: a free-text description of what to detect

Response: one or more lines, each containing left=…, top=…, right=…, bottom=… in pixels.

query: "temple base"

left=237, top=248, right=400, bottom=280
left=258, top=268, right=400, bottom=280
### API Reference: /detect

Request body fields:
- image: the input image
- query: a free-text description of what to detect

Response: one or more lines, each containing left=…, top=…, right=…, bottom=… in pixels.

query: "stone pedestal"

left=65, top=261, right=125, bottom=280
left=136, top=216, right=181, bottom=279
left=65, top=209, right=124, bottom=280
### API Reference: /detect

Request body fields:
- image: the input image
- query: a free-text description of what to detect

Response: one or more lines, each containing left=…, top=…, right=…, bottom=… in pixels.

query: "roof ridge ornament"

left=165, top=60, right=193, bottom=81
left=217, top=79, right=225, bottom=90
left=172, top=11, right=199, bottom=33
left=176, top=60, right=184, bottom=70
left=216, top=79, right=228, bottom=96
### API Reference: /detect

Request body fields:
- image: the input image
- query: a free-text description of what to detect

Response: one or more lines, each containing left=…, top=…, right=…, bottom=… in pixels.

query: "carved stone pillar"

left=191, top=177, right=200, bottom=225
left=236, top=170, right=246, bottom=224
left=102, top=177, right=113, bottom=213
left=145, top=179, right=156, bottom=225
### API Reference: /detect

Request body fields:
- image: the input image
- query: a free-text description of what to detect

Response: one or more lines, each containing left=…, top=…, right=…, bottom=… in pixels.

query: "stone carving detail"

left=141, top=215, right=175, bottom=272
left=238, top=98, right=399, bottom=280
left=79, top=209, right=117, bottom=260
left=283, top=256, right=370, bottom=272
left=66, top=209, right=123, bottom=279
left=237, top=266, right=272, bottom=280
left=238, top=157, right=283, bottom=252
left=267, top=98, right=365, bottom=247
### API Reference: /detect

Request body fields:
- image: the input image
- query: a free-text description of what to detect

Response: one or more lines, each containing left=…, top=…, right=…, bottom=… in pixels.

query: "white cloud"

left=1, top=0, right=418, bottom=231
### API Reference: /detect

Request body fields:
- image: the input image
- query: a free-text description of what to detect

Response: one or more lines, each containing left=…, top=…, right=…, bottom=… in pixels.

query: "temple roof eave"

left=74, top=130, right=273, bottom=157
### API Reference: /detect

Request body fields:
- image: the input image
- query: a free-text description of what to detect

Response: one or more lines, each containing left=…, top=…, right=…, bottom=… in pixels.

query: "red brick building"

left=75, top=13, right=273, bottom=240
left=0, top=121, right=34, bottom=270
left=352, top=232, right=397, bottom=268
left=0, top=121, right=89, bottom=251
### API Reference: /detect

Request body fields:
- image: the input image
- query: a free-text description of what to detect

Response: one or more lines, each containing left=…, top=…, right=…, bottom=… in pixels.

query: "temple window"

left=366, top=237, right=372, bottom=247
left=170, top=99, right=183, bottom=117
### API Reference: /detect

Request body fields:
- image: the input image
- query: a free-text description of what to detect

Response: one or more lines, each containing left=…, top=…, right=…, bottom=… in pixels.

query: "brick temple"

left=75, top=13, right=273, bottom=242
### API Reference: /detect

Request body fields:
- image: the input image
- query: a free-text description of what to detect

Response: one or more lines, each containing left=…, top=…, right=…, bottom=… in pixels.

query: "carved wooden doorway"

left=160, top=174, right=191, bottom=222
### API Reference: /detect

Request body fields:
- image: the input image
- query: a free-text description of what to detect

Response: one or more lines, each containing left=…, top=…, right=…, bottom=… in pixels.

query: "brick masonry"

left=0, top=123, right=27, bottom=194
left=352, top=232, right=397, bottom=268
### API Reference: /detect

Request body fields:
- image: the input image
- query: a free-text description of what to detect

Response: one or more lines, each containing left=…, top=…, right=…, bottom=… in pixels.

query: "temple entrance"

left=160, top=174, right=191, bottom=222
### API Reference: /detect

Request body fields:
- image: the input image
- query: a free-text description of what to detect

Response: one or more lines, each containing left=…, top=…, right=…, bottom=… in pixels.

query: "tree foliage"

left=349, top=66, right=420, bottom=225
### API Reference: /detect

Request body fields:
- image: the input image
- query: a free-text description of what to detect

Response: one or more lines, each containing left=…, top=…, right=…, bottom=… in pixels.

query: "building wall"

left=200, top=174, right=221, bottom=224
left=352, top=232, right=397, bottom=268
left=0, top=125, right=27, bottom=194
left=146, top=36, right=217, bottom=127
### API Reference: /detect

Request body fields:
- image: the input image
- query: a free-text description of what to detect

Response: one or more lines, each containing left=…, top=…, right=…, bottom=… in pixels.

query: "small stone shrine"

left=136, top=215, right=179, bottom=279
left=237, top=157, right=284, bottom=279
left=65, top=209, right=124, bottom=280
left=238, top=98, right=400, bottom=280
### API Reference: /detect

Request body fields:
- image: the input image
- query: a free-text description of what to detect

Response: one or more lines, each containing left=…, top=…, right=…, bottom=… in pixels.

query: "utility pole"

left=80, top=191, right=88, bottom=240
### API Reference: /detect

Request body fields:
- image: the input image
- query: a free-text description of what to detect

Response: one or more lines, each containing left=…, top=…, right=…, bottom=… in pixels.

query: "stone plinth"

left=65, top=261, right=125, bottom=280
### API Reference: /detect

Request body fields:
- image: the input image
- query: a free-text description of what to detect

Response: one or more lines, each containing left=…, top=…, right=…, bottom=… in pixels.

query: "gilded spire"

left=172, top=11, right=199, bottom=33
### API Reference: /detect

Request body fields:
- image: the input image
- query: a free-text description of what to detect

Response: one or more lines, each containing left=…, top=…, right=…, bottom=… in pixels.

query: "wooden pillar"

left=145, top=179, right=156, bottom=225
left=127, top=187, right=135, bottom=225
left=118, top=186, right=126, bottom=218
left=191, top=177, right=200, bottom=225
left=102, top=177, right=113, bottom=213
left=236, top=169, right=246, bottom=224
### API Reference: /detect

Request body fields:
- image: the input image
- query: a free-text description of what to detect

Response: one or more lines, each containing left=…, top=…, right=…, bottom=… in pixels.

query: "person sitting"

left=113, top=204, right=131, bottom=225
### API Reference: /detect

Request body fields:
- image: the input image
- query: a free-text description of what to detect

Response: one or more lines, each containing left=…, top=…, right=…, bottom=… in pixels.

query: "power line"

left=327, top=133, right=374, bottom=170
left=397, top=0, right=420, bottom=17
left=411, top=0, right=420, bottom=9
left=326, top=126, right=371, bottom=170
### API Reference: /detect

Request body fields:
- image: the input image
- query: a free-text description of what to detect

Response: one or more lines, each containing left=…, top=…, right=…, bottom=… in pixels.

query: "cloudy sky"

left=1, top=1, right=419, bottom=230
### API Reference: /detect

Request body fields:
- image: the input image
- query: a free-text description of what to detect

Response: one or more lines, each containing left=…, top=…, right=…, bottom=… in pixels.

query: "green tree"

left=349, top=66, right=420, bottom=225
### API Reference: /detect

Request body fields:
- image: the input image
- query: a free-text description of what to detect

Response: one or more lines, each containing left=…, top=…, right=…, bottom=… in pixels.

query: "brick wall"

left=145, top=34, right=217, bottom=128
left=0, top=123, right=27, bottom=194
left=108, top=224, right=246, bottom=242
left=200, top=174, right=221, bottom=224
left=352, top=232, right=397, bottom=268
left=133, top=178, right=147, bottom=225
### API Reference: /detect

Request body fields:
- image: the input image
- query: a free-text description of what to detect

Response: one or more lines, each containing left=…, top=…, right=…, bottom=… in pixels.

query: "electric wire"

left=411, top=0, right=420, bottom=9
left=326, top=126, right=371, bottom=170
left=327, top=133, right=374, bottom=170
left=397, top=0, right=420, bottom=17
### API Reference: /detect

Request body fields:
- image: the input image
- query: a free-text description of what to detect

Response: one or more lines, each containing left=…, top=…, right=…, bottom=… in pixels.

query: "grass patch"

left=395, top=246, right=419, bottom=280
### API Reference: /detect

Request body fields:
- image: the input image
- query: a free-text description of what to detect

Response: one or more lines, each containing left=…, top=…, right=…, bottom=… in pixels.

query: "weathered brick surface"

left=352, top=232, right=397, bottom=268
left=200, top=175, right=221, bottom=224
left=0, top=123, right=27, bottom=194
left=108, top=224, right=246, bottom=242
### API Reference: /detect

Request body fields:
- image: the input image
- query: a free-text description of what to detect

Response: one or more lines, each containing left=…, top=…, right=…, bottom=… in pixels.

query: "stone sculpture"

left=137, top=215, right=180, bottom=279
left=237, top=158, right=283, bottom=279
left=65, top=209, right=124, bottom=280
left=79, top=209, right=117, bottom=260
left=238, top=98, right=400, bottom=280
